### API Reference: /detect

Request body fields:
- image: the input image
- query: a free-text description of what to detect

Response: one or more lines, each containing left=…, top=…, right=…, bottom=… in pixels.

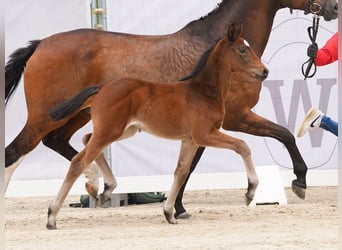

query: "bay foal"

left=47, top=23, right=268, bottom=229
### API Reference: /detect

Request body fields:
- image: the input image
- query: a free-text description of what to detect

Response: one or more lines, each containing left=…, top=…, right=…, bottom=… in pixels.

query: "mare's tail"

left=49, top=86, right=101, bottom=121
left=5, top=40, right=41, bottom=105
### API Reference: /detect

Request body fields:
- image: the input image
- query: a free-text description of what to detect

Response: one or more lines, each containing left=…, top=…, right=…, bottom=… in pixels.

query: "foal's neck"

left=189, top=66, right=230, bottom=101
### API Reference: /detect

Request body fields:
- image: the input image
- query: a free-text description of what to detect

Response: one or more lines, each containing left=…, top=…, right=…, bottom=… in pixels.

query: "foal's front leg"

left=195, top=130, right=259, bottom=204
left=164, top=141, right=198, bottom=224
left=223, top=111, right=307, bottom=199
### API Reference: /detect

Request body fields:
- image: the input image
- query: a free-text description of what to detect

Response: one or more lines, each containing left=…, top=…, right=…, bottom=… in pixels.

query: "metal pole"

left=91, top=0, right=107, bottom=30
left=90, top=0, right=112, bottom=169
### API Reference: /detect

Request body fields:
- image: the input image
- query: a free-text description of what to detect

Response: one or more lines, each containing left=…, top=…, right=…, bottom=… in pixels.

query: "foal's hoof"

left=175, top=211, right=191, bottom=219
left=244, top=193, right=253, bottom=206
left=85, top=182, right=99, bottom=200
left=163, top=209, right=178, bottom=224
left=292, top=180, right=306, bottom=199
left=46, top=223, right=57, bottom=230
left=99, top=194, right=110, bottom=207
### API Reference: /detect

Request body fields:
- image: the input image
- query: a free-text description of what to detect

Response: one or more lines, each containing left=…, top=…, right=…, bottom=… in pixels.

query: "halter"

left=301, top=1, right=322, bottom=79
left=288, top=0, right=322, bottom=14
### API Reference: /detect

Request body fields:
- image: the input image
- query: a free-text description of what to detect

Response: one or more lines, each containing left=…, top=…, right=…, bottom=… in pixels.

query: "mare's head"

left=216, top=23, right=269, bottom=81
left=302, top=0, right=338, bottom=21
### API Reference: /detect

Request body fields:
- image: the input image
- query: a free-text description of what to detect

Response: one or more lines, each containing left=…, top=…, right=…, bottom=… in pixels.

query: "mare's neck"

left=179, top=0, right=292, bottom=57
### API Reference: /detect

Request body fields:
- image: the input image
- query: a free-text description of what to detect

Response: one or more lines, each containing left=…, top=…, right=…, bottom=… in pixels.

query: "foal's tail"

left=5, top=40, right=41, bottom=105
left=50, top=86, right=101, bottom=121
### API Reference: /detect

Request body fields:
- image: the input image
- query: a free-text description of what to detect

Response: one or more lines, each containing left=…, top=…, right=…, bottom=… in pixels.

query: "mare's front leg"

left=223, top=111, right=307, bottom=199
left=164, top=141, right=198, bottom=224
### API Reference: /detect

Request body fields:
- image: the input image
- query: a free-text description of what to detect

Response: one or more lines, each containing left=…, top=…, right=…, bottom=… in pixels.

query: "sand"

left=5, top=186, right=337, bottom=250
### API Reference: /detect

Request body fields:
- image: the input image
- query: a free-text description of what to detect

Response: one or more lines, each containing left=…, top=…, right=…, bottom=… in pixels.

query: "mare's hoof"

left=292, top=180, right=306, bottom=199
left=85, top=182, right=98, bottom=200
left=175, top=212, right=191, bottom=219
left=244, top=193, right=253, bottom=206
left=163, top=209, right=178, bottom=224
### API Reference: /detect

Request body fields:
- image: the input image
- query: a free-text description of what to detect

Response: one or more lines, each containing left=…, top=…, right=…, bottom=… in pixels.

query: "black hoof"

left=175, top=211, right=191, bottom=219
left=46, top=223, right=57, bottom=230
left=292, top=180, right=306, bottom=199
left=244, top=193, right=253, bottom=206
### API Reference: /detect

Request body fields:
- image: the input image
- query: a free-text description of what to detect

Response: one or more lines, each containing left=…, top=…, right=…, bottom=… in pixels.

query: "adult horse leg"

left=223, top=111, right=307, bottom=199
left=163, top=141, right=198, bottom=224
left=174, top=146, right=205, bottom=219
left=5, top=118, right=65, bottom=191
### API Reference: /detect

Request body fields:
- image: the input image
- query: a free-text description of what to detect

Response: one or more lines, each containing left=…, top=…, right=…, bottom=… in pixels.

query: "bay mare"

left=5, top=0, right=338, bottom=218
left=47, top=23, right=268, bottom=229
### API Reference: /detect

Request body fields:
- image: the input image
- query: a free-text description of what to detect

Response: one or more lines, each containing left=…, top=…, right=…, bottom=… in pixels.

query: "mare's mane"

left=199, top=0, right=231, bottom=19
left=180, top=39, right=220, bottom=81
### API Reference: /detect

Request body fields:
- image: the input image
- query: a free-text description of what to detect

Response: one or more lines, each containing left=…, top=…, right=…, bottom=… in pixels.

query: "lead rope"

left=301, top=3, right=321, bottom=80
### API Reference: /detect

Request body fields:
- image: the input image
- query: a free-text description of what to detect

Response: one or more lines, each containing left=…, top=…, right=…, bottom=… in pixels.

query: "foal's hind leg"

left=42, top=110, right=103, bottom=199
left=47, top=146, right=105, bottom=229
left=163, top=141, right=198, bottom=224
left=223, top=111, right=307, bottom=199
left=83, top=133, right=117, bottom=206
left=82, top=133, right=100, bottom=199
left=81, top=126, right=139, bottom=203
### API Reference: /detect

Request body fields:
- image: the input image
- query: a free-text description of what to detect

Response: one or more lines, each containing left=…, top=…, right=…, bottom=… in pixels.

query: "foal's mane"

left=180, top=39, right=220, bottom=81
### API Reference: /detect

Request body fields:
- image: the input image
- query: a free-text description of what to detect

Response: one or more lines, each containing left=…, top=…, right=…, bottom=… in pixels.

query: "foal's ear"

left=227, top=23, right=243, bottom=43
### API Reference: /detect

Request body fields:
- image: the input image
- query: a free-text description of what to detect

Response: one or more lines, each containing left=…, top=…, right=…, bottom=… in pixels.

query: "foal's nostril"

left=263, top=68, right=269, bottom=79
left=334, top=3, right=338, bottom=11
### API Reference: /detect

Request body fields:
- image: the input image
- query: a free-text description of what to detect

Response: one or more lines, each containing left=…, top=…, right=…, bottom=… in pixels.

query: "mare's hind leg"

left=194, top=130, right=259, bottom=204
left=5, top=119, right=64, bottom=191
left=223, top=111, right=307, bottom=199
left=163, top=141, right=198, bottom=224
left=174, top=146, right=205, bottom=219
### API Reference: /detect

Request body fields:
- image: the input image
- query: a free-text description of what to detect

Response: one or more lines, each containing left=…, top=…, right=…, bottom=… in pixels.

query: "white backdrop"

left=5, top=1, right=338, bottom=184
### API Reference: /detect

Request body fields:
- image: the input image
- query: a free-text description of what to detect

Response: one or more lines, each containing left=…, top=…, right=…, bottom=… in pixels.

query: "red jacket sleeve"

left=315, top=32, right=338, bottom=66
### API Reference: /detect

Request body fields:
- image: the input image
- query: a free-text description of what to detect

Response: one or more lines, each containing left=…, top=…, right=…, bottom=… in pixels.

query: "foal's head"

left=215, top=23, right=269, bottom=81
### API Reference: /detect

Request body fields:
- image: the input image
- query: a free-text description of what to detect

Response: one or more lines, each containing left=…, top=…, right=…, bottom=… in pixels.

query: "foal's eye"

left=239, top=47, right=246, bottom=54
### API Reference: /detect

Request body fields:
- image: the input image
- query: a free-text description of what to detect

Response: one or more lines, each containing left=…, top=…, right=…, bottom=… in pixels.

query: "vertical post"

left=90, top=0, right=107, bottom=30
left=90, top=0, right=112, bottom=169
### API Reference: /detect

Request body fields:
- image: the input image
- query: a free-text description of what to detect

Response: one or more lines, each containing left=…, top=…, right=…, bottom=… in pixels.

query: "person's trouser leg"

left=319, top=115, right=338, bottom=136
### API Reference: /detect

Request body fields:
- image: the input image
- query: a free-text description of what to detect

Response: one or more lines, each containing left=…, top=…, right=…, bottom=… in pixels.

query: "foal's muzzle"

left=257, top=68, right=269, bottom=81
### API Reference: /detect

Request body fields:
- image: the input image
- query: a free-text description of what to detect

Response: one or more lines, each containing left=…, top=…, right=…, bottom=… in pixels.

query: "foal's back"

left=90, top=77, right=224, bottom=141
